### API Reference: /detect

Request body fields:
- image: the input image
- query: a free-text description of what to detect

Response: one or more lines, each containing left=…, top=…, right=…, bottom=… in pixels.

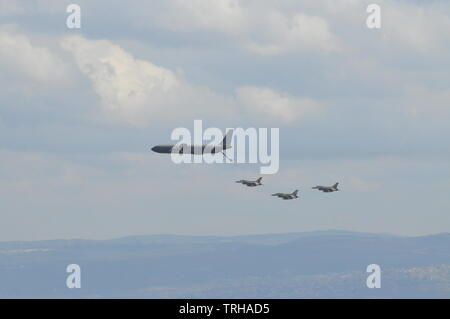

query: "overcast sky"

left=1, top=0, right=449, bottom=241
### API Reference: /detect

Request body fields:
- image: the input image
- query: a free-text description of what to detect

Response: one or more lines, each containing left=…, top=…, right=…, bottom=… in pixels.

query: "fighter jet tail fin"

left=292, top=190, right=299, bottom=196
left=222, top=129, right=233, bottom=149
left=256, top=177, right=262, bottom=184
left=333, top=182, right=339, bottom=188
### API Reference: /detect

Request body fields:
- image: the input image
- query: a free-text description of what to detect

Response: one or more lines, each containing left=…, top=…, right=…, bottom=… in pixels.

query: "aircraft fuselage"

left=151, top=144, right=231, bottom=154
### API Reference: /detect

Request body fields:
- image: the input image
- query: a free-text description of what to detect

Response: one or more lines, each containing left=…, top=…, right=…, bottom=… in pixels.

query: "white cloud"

left=236, top=86, right=320, bottom=124
left=61, top=35, right=178, bottom=122
left=244, top=12, right=340, bottom=55
left=156, top=0, right=340, bottom=55
left=61, top=34, right=324, bottom=126
left=160, top=0, right=246, bottom=34
left=0, top=25, right=68, bottom=83
left=61, top=35, right=235, bottom=126
left=381, top=1, right=450, bottom=54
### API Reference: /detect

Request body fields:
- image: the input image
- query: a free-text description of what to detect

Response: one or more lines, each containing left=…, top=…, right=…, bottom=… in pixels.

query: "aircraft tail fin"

left=256, top=177, right=262, bottom=184
left=222, top=129, right=233, bottom=149
left=333, top=182, right=339, bottom=188
left=292, top=190, right=299, bottom=196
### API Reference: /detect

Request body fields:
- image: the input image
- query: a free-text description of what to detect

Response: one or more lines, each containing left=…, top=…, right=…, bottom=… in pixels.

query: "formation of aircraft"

left=235, top=176, right=339, bottom=200
left=236, top=177, right=263, bottom=187
left=151, top=131, right=340, bottom=201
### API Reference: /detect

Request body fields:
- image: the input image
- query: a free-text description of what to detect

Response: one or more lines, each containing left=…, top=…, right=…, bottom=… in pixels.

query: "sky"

left=0, top=0, right=449, bottom=241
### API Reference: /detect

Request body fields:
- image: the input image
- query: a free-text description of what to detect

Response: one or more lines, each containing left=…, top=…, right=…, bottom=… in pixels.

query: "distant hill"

left=0, top=231, right=448, bottom=298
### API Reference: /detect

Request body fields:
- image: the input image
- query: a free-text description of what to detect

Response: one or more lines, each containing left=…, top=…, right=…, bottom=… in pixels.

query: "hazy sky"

left=1, top=0, right=449, bottom=241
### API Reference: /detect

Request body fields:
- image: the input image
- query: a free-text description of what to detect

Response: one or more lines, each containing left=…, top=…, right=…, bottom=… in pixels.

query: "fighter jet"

left=312, top=182, right=339, bottom=193
left=236, top=177, right=262, bottom=187
left=271, top=190, right=299, bottom=200
left=151, top=130, right=233, bottom=159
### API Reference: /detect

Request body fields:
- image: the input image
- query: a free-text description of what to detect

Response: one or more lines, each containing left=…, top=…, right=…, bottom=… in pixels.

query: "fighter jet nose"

left=151, top=146, right=158, bottom=152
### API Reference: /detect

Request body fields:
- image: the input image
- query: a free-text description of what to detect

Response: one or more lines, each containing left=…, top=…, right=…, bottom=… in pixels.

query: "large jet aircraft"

left=271, top=190, right=299, bottom=200
left=236, top=177, right=262, bottom=187
left=312, top=182, right=339, bottom=193
left=151, top=130, right=233, bottom=158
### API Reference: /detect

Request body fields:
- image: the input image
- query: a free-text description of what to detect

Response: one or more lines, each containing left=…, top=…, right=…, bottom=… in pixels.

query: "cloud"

left=381, top=1, right=450, bottom=54
left=61, top=35, right=178, bottom=123
left=0, top=25, right=68, bottom=83
left=60, top=34, right=321, bottom=126
left=61, top=35, right=235, bottom=126
left=236, top=86, right=321, bottom=124
left=156, top=0, right=340, bottom=55
left=159, top=0, right=246, bottom=34
left=244, top=12, right=340, bottom=55
left=1, top=1, right=450, bottom=241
